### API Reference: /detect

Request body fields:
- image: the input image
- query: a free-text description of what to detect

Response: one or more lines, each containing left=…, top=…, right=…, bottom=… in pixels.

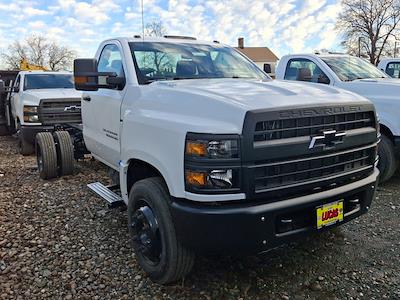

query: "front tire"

left=378, top=134, right=398, bottom=183
left=128, top=177, right=195, bottom=284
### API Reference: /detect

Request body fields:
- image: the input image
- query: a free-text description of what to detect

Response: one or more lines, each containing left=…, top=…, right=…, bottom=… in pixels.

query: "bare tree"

left=143, top=21, right=172, bottom=74
left=145, top=21, right=167, bottom=37
left=1, top=34, right=76, bottom=70
left=337, top=0, right=400, bottom=65
left=47, top=42, right=76, bottom=71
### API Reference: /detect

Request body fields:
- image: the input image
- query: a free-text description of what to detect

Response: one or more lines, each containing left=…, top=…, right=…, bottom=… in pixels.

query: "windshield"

left=24, top=74, right=74, bottom=90
left=386, top=62, right=400, bottom=78
left=129, top=42, right=269, bottom=84
left=322, top=56, right=388, bottom=82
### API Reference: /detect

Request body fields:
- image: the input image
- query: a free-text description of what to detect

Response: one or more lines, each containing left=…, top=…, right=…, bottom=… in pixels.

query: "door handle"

left=82, top=96, right=91, bottom=102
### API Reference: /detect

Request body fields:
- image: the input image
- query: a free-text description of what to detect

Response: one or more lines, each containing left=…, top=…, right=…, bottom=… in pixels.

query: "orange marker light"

left=186, top=141, right=207, bottom=157
left=186, top=171, right=207, bottom=186
left=74, top=76, right=88, bottom=84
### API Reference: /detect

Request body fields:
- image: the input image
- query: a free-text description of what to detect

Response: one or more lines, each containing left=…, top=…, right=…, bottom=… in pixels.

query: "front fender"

left=373, top=100, right=400, bottom=136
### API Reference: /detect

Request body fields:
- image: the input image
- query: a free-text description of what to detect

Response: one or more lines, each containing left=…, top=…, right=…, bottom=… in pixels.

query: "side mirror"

left=317, top=74, right=330, bottom=84
left=74, top=58, right=123, bottom=91
left=263, top=63, right=272, bottom=74
left=0, top=81, right=5, bottom=93
left=13, top=86, right=19, bottom=93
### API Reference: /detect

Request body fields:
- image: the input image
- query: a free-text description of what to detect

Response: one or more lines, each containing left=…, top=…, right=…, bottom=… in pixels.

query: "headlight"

left=23, top=106, right=39, bottom=123
left=185, top=135, right=239, bottom=159
left=185, top=133, right=241, bottom=193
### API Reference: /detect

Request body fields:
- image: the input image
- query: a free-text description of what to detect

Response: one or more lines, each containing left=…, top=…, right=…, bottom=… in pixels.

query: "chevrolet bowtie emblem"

left=64, top=105, right=81, bottom=112
left=309, top=130, right=346, bottom=150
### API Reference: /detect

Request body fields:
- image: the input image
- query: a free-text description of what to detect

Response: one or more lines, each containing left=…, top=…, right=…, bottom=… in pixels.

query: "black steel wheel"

left=36, top=132, right=58, bottom=179
left=54, top=131, right=74, bottom=176
left=128, top=177, right=195, bottom=284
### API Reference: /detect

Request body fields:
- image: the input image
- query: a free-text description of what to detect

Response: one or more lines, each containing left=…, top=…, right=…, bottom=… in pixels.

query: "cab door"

left=10, top=74, right=21, bottom=121
left=82, top=43, right=127, bottom=168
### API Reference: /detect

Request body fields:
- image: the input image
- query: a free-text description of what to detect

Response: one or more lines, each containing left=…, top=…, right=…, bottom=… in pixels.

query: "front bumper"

left=20, top=125, right=54, bottom=144
left=170, top=168, right=378, bottom=255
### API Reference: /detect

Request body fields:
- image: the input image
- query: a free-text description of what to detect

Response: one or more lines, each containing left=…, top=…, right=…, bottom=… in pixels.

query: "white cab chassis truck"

left=275, top=54, right=400, bottom=182
left=36, top=37, right=379, bottom=284
left=6, top=71, right=82, bottom=155
left=378, top=58, right=400, bottom=79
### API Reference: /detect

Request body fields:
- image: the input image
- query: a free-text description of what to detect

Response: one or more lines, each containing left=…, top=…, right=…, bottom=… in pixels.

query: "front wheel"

left=378, top=134, right=398, bottom=183
left=128, top=177, right=195, bottom=284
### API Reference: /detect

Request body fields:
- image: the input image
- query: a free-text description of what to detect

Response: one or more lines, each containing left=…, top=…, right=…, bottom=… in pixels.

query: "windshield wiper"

left=230, top=76, right=256, bottom=79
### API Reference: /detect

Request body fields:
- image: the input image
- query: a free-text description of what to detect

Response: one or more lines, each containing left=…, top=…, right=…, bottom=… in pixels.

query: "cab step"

left=87, top=182, right=124, bottom=208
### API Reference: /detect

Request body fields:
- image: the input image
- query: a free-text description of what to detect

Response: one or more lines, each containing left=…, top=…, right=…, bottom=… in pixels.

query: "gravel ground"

left=0, top=134, right=399, bottom=300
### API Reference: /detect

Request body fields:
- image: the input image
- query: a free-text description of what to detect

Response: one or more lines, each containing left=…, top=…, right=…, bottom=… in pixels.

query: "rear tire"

left=378, top=134, right=398, bottom=183
left=54, top=131, right=74, bottom=176
left=128, top=177, right=195, bottom=284
left=18, top=125, right=34, bottom=156
left=36, top=132, right=58, bottom=179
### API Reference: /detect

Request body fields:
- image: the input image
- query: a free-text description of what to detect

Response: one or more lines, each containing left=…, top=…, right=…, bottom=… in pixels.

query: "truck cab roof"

left=18, top=71, right=72, bottom=76
left=102, top=36, right=224, bottom=46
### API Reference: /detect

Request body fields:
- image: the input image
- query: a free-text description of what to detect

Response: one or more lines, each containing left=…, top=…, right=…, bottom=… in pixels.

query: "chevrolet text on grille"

left=279, top=106, right=363, bottom=118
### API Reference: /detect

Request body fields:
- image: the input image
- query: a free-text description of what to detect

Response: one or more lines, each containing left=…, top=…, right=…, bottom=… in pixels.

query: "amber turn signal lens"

left=74, top=76, right=88, bottom=84
left=186, top=141, right=207, bottom=157
left=185, top=171, right=207, bottom=186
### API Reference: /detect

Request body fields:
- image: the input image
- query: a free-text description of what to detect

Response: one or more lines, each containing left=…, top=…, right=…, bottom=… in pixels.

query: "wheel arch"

left=125, top=158, right=170, bottom=197
left=380, top=123, right=394, bottom=143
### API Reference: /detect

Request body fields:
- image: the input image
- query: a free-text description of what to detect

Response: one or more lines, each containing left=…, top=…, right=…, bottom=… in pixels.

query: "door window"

left=285, top=58, right=330, bottom=84
left=386, top=62, right=400, bottom=78
left=98, top=44, right=125, bottom=78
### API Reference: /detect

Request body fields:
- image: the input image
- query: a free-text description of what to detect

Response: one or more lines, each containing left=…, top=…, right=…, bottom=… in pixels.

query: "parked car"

left=378, top=58, right=400, bottom=78
left=9, top=71, right=82, bottom=155
left=275, top=54, right=400, bottom=182
left=37, top=37, right=379, bottom=284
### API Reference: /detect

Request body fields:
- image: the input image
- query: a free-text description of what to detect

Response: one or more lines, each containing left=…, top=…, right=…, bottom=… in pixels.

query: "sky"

left=0, top=0, right=343, bottom=66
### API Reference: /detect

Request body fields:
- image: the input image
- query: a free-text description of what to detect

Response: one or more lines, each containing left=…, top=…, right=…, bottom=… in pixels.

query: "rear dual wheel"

left=36, top=131, right=74, bottom=179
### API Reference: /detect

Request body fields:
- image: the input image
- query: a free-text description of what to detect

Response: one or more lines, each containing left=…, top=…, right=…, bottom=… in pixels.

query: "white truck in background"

left=378, top=58, right=400, bottom=78
left=7, top=71, right=82, bottom=155
left=275, top=54, right=400, bottom=182
left=36, top=37, right=379, bottom=283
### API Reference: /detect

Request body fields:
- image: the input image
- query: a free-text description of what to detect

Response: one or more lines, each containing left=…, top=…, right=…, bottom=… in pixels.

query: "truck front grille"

left=242, top=104, right=378, bottom=200
left=254, top=111, right=374, bottom=142
left=39, top=98, right=82, bottom=125
left=253, top=145, right=375, bottom=193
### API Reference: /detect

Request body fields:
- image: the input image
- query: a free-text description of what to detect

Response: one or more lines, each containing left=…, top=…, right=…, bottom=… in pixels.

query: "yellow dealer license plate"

left=316, top=201, right=344, bottom=229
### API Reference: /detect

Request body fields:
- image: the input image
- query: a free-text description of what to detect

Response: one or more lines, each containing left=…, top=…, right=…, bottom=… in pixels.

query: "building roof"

left=235, top=47, right=279, bottom=62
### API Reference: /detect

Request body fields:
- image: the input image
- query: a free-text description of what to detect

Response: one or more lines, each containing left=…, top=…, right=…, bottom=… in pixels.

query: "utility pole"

left=358, top=37, right=363, bottom=57
left=395, top=41, right=398, bottom=58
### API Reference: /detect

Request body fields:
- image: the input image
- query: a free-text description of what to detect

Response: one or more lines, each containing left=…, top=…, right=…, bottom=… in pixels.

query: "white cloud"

left=25, top=7, right=52, bottom=16
left=0, top=0, right=344, bottom=63
left=28, top=21, right=46, bottom=30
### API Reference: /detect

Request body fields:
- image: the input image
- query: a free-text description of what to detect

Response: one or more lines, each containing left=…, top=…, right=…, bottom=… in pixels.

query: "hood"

left=151, top=79, right=369, bottom=110
left=137, top=79, right=372, bottom=134
left=23, top=88, right=82, bottom=100
left=340, top=78, right=400, bottom=100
